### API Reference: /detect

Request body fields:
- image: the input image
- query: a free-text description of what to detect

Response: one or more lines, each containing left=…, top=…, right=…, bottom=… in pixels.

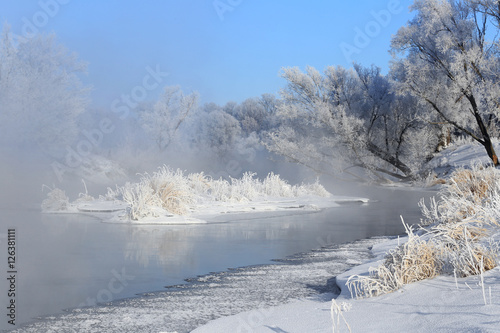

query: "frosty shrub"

left=420, top=164, right=500, bottom=226
left=204, top=171, right=329, bottom=203
left=432, top=222, right=499, bottom=277
left=99, top=186, right=121, bottom=201
left=347, top=221, right=439, bottom=298
left=113, top=166, right=331, bottom=220
left=42, top=166, right=331, bottom=220
left=121, top=180, right=167, bottom=220
left=121, top=167, right=196, bottom=219
left=445, top=240, right=498, bottom=277
left=262, top=172, right=293, bottom=197
left=295, top=179, right=331, bottom=197
left=41, top=187, right=70, bottom=212
left=208, top=178, right=233, bottom=202
left=348, top=165, right=500, bottom=299
left=148, top=167, right=196, bottom=215
left=228, top=172, right=261, bottom=201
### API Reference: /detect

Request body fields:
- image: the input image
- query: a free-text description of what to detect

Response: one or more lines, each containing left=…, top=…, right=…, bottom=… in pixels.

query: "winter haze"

left=0, top=1, right=413, bottom=205
left=2, top=1, right=500, bottom=332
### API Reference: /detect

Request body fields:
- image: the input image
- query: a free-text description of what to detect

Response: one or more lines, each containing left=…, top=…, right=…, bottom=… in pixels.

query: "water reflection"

left=0, top=187, right=433, bottom=330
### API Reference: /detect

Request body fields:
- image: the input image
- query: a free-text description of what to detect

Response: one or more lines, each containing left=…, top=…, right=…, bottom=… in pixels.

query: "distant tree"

left=391, top=0, right=500, bottom=165
left=222, top=101, right=238, bottom=117
left=233, top=98, right=269, bottom=134
left=259, top=93, right=281, bottom=130
left=0, top=25, right=89, bottom=153
left=194, top=104, right=242, bottom=158
left=266, top=65, right=435, bottom=181
left=140, top=85, right=198, bottom=152
left=259, top=93, right=279, bottom=115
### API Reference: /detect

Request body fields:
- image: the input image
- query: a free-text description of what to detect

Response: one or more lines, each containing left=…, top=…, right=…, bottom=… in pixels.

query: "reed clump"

left=348, top=164, right=500, bottom=299
left=117, top=166, right=330, bottom=220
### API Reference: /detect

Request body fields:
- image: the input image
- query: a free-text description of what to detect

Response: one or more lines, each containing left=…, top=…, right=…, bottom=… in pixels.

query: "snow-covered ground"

left=50, top=195, right=368, bottom=225
left=194, top=234, right=500, bottom=333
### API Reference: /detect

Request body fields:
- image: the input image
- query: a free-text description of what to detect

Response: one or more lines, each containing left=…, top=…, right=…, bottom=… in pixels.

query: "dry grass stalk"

left=432, top=221, right=488, bottom=242
left=447, top=167, right=497, bottom=203
left=347, top=219, right=440, bottom=299
left=447, top=243, right=498, bottom=277
left=330, top=299, right=352, bottom=333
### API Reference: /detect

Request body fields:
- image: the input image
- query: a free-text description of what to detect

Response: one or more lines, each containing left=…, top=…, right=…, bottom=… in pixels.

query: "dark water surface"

left=0, top=187, right=433, bottom=331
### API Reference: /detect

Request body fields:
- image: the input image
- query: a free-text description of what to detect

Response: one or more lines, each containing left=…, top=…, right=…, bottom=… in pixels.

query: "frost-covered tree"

left=0, top=25, right=89, bottom=153
left=193, top=103, right=242, bottom=158
left=232, top=97, right=269, bottom=134
left=467, top=0, right=500, bottom=25
left=391, top=0, right=500, bottom=165
left=266, top=65, right=435, bottom=181
left=140, top=85, right=198, bottom=152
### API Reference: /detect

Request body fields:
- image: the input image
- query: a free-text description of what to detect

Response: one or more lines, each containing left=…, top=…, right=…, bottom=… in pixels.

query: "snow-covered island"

left=41, top=166, right=368, bottom=224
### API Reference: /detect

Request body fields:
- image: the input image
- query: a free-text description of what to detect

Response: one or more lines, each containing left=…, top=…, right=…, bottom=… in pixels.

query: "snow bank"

left=42, top=166, right=363, bottom=224
left=193, top=235, right=500, bottom=333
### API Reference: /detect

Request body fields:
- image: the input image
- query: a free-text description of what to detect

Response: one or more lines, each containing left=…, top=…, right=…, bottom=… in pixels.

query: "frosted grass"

left=42, top=166, right=331, bottom=221
left=347, top=164, right=500, bottom=298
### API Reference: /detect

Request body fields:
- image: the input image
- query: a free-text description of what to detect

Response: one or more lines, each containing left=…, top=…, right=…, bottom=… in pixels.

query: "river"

left=0, top=186, right=434, bottom=331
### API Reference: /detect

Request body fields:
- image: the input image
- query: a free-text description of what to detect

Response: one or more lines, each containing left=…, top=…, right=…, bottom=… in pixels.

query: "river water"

left=0, top=186, right=433, bottom=332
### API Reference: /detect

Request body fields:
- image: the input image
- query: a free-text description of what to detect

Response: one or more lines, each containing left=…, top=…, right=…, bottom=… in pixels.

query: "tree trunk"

left=483, top=136, right=499, bottom=165
left=467, top=94, right=499, bottom=166
left=366, top=142, right=413, bottom=178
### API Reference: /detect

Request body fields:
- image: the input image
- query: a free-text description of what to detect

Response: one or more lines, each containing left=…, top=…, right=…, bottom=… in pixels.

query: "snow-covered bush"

left=41, top=187, right=70, bottom=212
left=228, top=172, right=260, bottom=200
left=261, top=172, right=294, bottom=197
left=121, top=167, right=196, bottom=219
left=121, top=181, right=166, bottom=220
left=99, top=186, right=121, bottom=201
left=295, top=179, right=331, bottom=197
left=420, top=163, right=500, bottom=226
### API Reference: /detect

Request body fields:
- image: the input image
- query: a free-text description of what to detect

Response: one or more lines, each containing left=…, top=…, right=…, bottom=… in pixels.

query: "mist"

left=0, top=30, right=336, bottom=209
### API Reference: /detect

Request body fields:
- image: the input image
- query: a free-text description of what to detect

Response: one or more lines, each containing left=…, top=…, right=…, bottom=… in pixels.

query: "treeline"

left=2, top=0, right=500, bottom=183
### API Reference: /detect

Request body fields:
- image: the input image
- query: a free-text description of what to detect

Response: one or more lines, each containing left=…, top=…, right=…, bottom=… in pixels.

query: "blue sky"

left=0, top=0, right=414, bottom=108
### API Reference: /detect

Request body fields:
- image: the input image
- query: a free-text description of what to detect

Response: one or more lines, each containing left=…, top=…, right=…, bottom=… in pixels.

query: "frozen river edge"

left=194, top=232, right=500, bottom=333
left=8, top=229, right=389, bottom=332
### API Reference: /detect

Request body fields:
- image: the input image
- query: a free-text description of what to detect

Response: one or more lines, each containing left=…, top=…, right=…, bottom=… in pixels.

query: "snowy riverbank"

left=8, top=236, right=395, bottom=332
left=193, top=233, right=500, bottom=332
left=29, top=141, right=499, bottom=332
